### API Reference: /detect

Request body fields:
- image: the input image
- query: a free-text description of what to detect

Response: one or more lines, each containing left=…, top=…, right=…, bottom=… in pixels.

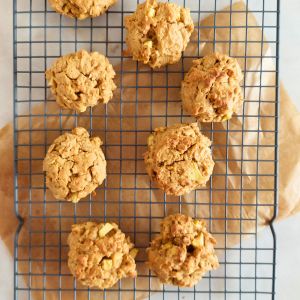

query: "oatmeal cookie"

left=144, top=123, right=214, bottom=196
left=43, top=127, right=106, bottom=203
left=46, top=49, right=116, bottom=113
left=68, top=222, right=138, bottom=289
left=147, top=214, right=219, bottom=287
left=48, top=0, right=117, bottom=19
left=181, top=53, right=243, bottom=122
left=125, top=0, right=194, bottom=68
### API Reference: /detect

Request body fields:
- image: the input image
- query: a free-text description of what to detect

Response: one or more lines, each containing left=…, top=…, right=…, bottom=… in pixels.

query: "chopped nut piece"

left=221, top=113, right=232, bottom=121
left=112, top=252, right=123, bottom=268
left=129, top=248, right=139, bottom=259
left=193, top=219, right=201, bottom=226
left=147, top=134, right=154, bottom=146
left=167, top=246, right=179, bottom=257
left=190, top=162, right=204, bottom=182
left=192, top=233, right=204, bottom=248
left=162, top=242, right=173, bottom=249
left=102, top=259, right=113, bottom=271
left=99, top=223, right=114, bottom=237
left=148, top=7, right=156, bottom=17
left=144, top=40, right=153, bottom=48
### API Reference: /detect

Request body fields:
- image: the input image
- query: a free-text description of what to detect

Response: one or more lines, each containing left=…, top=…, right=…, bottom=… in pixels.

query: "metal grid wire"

left=13, top=0, right=280, bottom=299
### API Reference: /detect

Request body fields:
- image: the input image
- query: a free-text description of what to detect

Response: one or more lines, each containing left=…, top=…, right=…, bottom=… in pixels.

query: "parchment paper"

left=1, top=2, right=299, bottom=299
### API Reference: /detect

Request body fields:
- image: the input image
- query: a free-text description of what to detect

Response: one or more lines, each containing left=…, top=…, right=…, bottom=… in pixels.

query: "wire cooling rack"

left=13, top=0, right=280, bottom=299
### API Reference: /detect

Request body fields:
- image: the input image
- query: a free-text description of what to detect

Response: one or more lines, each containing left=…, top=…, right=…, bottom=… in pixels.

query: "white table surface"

left=1, top=1, right=300, bottom=299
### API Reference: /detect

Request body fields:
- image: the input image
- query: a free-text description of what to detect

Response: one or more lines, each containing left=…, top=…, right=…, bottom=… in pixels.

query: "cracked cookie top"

left=125, top=0, right=194, bottom=68
left=68, top=222, right=138, bottom=289
left=144, top=123, right=214, bottom=196
left=43, top=127, right=106, bottom=203
left=181, top=53, right=243, bottom=122
left=46, top=50, right=116, bottom=113
left=49, top=0, right=117, bottom=19
left=147, top=214, right=219, bottom=287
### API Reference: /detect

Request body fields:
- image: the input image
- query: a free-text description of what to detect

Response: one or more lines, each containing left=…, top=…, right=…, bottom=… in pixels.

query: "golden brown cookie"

left=43, top=127, right=106, bottom=203
left=181, top=53, right=243, bottom=122
left=144, top=123, right=214, bottom=196
left=125, top=0, right=194, bottom=68
left=48, top=0, right=117, bottom=19
left=46, top=49, right=116, bottom=113
left=147, top=214, right=219, bottom=287
left=68, top=222, right=138, bottom=289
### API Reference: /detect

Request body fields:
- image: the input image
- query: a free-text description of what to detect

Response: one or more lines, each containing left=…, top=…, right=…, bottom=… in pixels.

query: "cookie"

left=46, top=49, right=116, bottom=113
left=147, top=214, right=219, bottom=287
left=68, top=222, right=138, bottom=289
left=43, top=127, right=106, bottom=203
left=48, top=0, right=117, bottom=19
left=144, top=123, right=214, bottom=196
left=125, top=0, right=194, bottom=68
left=181, top=53, right=243, bottom=122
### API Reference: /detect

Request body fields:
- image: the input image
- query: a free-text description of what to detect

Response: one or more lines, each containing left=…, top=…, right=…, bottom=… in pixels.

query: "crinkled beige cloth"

left=1, top=2, right=299, bottom=299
